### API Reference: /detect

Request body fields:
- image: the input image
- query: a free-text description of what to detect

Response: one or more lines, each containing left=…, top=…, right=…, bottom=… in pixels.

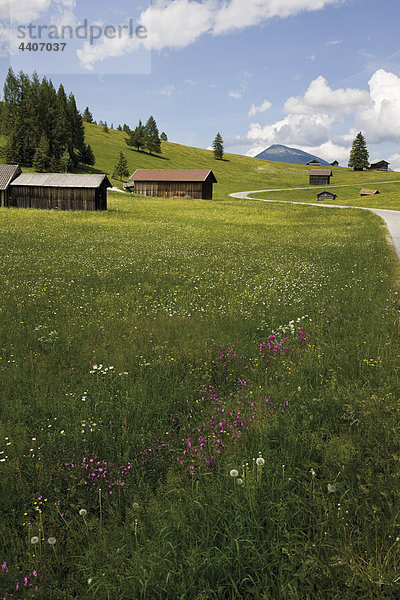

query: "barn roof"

left=130, top=169, right=217, bottom=183
left=307, top=169, right=332, bottom=176
left=306, top=159, right=320, bottom=165
left=10, top=173, right=112, bottom=188
left=0, top=165, right=21, bottom=190
left=360, top=188, right=379, bottom=195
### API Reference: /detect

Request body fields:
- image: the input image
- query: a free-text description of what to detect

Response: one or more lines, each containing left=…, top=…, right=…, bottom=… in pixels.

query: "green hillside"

left=83, top=124, right=400, bottom=203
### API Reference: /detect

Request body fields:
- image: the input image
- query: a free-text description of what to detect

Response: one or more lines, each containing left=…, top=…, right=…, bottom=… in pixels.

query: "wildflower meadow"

left=1, top=193, right=400, bottom=599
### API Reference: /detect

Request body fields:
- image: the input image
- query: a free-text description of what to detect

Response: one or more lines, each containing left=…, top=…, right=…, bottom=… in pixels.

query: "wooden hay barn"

left=308, top=169, right=332, bottom=186
left=0, top=165, right=21, bottom=207
left=330, top=160, right=339, bottom=167
left=317, top=190, right=337, bottom=202
left=125, top=169, right=217, bottom=200
left=368, top=160, right=389, bottom=171
left=7, top=173, right=111, bottom=211
left=306, top=159, right=321, bottom=166
left=360, top=189, right=379, bottom=196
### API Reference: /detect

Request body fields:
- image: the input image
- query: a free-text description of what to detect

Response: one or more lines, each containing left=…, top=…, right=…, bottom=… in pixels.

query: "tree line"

left=0, top=68, right=94, bottom=172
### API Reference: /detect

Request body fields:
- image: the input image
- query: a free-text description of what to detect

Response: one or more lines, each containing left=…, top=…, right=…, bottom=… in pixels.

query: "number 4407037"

left=19, top=42, right=67, bottom=51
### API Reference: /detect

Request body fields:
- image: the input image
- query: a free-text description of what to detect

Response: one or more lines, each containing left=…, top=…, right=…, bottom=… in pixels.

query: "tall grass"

left=0, top=193, right=399, bottom=599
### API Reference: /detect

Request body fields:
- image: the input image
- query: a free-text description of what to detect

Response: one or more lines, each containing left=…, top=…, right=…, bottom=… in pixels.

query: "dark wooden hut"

left=306, top=159, right=321, bottom=166
left=0, top=165, right=22, bottom=207
left=7, top=173, right=111, bottom=211
left=368, top=160, right=389, bottom=171
left=125, top=169, right=217, bottom=199
left=330, top=160, right=339, bottom=167
left=308, top=169, right=332, bottom=186
left=317, top=190, right=337, bottom=202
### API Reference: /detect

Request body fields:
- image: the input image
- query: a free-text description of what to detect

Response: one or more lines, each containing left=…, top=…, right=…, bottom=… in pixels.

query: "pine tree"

left=83, top=107, right=93, bottom=123
left=212, top=133, right=224, bottom=160
left=144, top=116, right=161, bottom=154
left=60, top=148, right=72, bottom=172
left=117, top=125, right=122, bottom=131
left=67, top=92, right=85, bottom=165
left=127, top=120, right=145, bottom=151
left=103, top=121, right=109, bottom=133
left=348, top=132, right=369, bottom=171
left=113, top=152, right=129, bottom=181
left=79, top=144, right=95, bottom=166
left=160, top=132, right=168, bottom=142
left=32, top=134, right=51, bottom=172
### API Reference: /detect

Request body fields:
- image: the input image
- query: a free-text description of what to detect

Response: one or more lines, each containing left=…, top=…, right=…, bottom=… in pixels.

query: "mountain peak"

left=255, top=144, right=330, bottom=166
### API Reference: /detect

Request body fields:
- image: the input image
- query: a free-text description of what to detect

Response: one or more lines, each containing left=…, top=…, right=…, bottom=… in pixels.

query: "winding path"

left=230, top=189, right=400, bottom=261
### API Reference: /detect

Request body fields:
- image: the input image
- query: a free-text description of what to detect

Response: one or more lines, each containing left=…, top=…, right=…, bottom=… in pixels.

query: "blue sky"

left=1, top=0, right=400, bottom=168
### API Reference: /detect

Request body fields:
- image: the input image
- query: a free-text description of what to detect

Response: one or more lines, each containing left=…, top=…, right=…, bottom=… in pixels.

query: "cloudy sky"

left=1, top=0, right=400, bottom=168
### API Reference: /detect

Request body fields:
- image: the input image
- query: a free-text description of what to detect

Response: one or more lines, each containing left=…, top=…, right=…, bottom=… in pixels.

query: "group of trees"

left=1, top=68, right=94, bottom=172
left=126, top=116, right=167, bottom=155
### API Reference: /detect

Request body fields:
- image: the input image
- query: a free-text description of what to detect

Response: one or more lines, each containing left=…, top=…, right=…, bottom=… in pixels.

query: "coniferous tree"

left=83, top=107, right=93, bottom=123
left=67, top=92, right=85, bottom=164
left=32, top=134, right=51, bottom=172
left=160, top=132, right=168, bottom=142
left=117, top=124, right=122, bottom=131
left=102, top=121, right=109, bottom=133
left=123, top=123, right=131, bottom=134
left=144, top=115, right=161, bottom=154
left=60, top=148, right=72, bottom=172
left=212, top=132, right=224, bottom=160
left=79, top=144, right=95, bottom=166
left=348, top=132, right=369, bottom=170
left=113, top=152, right=129, bottom=181
left=127, top=120, right=145, bottom=151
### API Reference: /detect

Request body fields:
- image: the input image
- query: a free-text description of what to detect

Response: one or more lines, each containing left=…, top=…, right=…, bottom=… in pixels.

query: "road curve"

left=230, top=190, right=400, bottom=261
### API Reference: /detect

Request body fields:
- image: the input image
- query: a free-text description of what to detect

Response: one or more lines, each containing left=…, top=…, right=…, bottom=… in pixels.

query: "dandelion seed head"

left=230, top=469, right=239, bottom=478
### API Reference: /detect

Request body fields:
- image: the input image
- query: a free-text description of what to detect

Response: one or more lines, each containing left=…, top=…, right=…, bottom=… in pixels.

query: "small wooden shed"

left=0, top=165, right=22, bottom=206
left=317, top=190, right=337, bottom=202
left=125, top=169, right=217, bottom=199
left=368, top=160, right=389, bottom=171
left=360, top=189, right=379, bottom=196
left=8, top=173, right=111, bottom=211
left=306, top=159, right=321, bottom=166
left=308, top=169, right=332, bottom=186
left=330, top=160, right=339, bottom=167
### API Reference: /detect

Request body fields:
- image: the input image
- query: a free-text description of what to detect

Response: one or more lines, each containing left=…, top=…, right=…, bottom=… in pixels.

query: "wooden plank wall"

left=309, top=176, right=331, bottom=186
left=7, top=186, right=101, bottom=210
left=135, top=181, right=210, bottom=199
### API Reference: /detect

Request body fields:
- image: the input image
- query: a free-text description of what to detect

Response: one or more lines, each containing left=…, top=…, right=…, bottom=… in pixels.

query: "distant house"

left=330, top=160, right=339, bottom=167
left=0, top=164, right=21, bottom=207
left=317, top=190, right=337, bottom=202
left=306, top=159, right=321, bottom=166
left=360, top=189, right=379, bottom=196
left=125, top=169, right=218, bottom=199
left=7, top=173, right=111, bottom=210
left=368, top=160, right=389, bottom=171
left=308, top=169, right=333, bottom=186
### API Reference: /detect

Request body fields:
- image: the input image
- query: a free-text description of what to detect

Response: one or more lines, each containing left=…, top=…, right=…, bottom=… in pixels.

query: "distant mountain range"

left=255, top=144, right=331, bottom=166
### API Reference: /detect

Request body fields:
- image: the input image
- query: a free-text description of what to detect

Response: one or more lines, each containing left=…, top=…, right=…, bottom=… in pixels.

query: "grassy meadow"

left=80, top=124, right=400, bottom=204
left=1, top=191, right=400, bottom=599
left=251, top=183, right=400, bottom=211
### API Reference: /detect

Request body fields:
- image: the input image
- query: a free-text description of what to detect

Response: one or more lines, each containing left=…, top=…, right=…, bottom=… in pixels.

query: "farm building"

left=306, top=159, right=321, bottom=166
left=360, top=189, right=379, bottom=196
left=317, top=190, right=337, bottom=202
left=125, top=169, right=218, bottom=199
left=0, top=165, right=21, bottom=207
left=308, top=169, right=333, bottom=186
left=7, top=173, right=111, bottom=211
left=368, top=160, right=389, bottom=171
left=330, top=160, right=339, bottom=167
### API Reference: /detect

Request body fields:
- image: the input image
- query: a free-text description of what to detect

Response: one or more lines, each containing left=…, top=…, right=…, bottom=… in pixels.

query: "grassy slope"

left=83, top=124, right=400, bottom=207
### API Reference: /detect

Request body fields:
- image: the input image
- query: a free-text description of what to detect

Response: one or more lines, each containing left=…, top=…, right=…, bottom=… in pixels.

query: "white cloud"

left=248, top=113, right=333, bottom=148
left=388, top=153, right=400, bottom=172
left=326, top=38, right=342, bottom=45
left=213, top=0, right=342, bottom=35
left=307, top=54, right=315, bottom=61
left=4, top=0, right=51, bottom=24
left=356, top=69, right=400, bottom=143
left=248, top=99, right=272, bottom=116
left=76, top=0, right=345, bottom=70
left=229, top=90, right=242, bottom=99
left=158, top=84, right=176, bottom=96
left=284, top=75, right=370, bottom=116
